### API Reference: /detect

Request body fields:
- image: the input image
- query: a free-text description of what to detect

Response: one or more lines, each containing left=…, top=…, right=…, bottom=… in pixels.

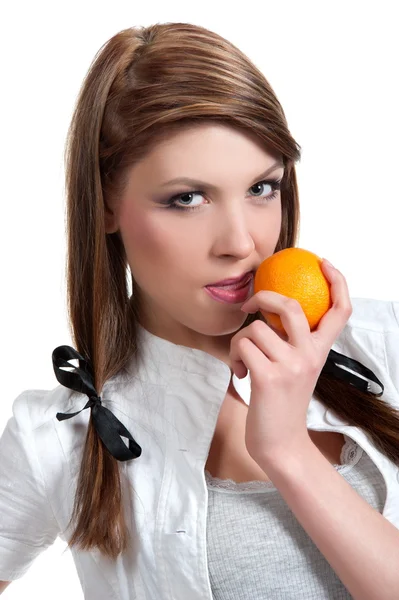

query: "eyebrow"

left=159, top=159, right=285, bottom=190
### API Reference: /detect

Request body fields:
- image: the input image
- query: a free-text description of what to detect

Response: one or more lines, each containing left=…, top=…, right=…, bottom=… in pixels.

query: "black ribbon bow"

left=52, top=345, right=142, bottom=461
left=52, top=344, right=384, bottom=462
left=322, top=348, right=384, bottom=397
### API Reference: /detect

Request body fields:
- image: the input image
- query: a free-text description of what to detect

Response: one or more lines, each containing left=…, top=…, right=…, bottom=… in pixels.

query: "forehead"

left=126, top=123, right=283, bottom=187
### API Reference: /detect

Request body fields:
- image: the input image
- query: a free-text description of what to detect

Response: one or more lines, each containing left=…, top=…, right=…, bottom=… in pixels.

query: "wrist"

left=256, top=433, right=316, bottom=476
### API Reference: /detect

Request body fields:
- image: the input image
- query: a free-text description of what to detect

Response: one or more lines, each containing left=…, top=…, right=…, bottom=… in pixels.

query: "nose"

left=211, top=205, right=255, bottom=258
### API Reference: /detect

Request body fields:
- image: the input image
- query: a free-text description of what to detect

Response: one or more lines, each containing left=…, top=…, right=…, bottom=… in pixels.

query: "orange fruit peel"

left=254, top=248, right=333, bottom=334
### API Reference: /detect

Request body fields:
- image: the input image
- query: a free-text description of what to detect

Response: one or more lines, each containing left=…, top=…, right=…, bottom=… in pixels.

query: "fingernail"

left=323, top=259, right=335, bottom=269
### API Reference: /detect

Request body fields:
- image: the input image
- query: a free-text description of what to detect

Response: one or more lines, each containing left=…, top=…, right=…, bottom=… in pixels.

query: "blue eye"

left=164, top=178, right=283, bottom=212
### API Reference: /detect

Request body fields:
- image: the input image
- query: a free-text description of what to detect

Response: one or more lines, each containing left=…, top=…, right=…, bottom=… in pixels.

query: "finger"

left=241, top=290, right=311, bottom=348
left=232, top=337, right=275, bottom=390
left=264, top=319, right=289, bottom=342
left=230, top=320, right=288, bottom=371
left=312, top=260, right=352, bottom=348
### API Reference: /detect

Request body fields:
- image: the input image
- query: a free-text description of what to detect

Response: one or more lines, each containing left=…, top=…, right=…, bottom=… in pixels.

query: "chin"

left=194, top=313, right=248, bottom=338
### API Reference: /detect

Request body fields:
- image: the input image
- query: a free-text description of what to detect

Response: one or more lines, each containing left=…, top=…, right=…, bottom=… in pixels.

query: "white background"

left=0, top=0, right=398, bottom=597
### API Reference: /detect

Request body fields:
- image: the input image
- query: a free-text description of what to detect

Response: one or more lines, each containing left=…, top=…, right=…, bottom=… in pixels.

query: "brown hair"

left=63, top=22, right=399, bottom=559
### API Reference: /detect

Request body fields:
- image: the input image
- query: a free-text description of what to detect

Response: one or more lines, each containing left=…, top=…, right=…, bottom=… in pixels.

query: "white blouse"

left=0, top=296, right=398, bottom=599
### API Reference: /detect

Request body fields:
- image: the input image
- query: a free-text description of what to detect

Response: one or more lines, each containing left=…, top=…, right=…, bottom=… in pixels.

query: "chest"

left=205, top=387, right=346, bottom=484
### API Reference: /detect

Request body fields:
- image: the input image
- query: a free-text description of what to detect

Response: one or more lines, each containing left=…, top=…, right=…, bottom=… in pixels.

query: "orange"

left=254, top=248, right=332, bottom=334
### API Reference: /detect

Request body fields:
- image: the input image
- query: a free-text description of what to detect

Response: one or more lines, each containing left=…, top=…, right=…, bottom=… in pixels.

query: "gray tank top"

left=205, top=435, right=386, bottom=599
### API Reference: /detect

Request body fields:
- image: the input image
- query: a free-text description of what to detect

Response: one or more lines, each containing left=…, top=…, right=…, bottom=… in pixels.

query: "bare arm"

left=259, top=440, right=399, bottom=600
left=0, top=581, right=11, bottom=594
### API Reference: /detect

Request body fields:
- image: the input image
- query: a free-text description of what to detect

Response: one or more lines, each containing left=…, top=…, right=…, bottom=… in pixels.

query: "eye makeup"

left=160, top=178, right=283, bottom=213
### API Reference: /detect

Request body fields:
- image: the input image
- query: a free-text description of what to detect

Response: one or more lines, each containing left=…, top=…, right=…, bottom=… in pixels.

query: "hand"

left=229, top=260, right=352, bottom=467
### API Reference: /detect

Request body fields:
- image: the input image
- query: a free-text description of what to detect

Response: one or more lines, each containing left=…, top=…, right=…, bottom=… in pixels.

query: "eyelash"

left=164, top=178, right=283, bottom=212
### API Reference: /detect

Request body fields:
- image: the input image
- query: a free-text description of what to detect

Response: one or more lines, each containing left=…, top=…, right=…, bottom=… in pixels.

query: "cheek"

left=255, top=202, right=282, bottom=247
left=119, top=208, right=187, bottom=273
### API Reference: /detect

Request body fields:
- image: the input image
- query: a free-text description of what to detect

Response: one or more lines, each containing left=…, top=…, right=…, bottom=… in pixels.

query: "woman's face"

left=105, top=123, right=284, bottom=355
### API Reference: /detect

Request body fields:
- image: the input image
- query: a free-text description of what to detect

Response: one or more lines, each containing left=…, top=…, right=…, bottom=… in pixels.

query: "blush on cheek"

left=120, top=209, right=180, bottom=280
left=122, top=216, right=160, bottom=263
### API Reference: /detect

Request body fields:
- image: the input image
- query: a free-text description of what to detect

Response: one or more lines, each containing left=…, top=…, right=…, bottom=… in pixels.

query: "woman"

left=1, top=22, right=399, bottom=600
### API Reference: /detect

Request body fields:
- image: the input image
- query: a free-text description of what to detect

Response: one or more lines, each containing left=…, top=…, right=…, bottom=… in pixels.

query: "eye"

left=164, top=178, right=283, bottom=212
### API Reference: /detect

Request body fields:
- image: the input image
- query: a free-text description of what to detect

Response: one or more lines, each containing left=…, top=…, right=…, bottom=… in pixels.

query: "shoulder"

left=340, top=297, right=399, bottom=402
left=348, top=297, right=398, bottom=332
left=9, top=385, right=82, bottom=433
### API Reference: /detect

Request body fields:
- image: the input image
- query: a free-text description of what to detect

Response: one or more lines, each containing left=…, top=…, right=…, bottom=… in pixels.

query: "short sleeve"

left=0, top=391, right=60, bottom=580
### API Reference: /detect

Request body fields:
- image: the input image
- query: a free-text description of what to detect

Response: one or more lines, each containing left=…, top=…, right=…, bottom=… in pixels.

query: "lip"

left=206, top=270, right=254, bottom=288
left=205, top=278, right=253, bottom=304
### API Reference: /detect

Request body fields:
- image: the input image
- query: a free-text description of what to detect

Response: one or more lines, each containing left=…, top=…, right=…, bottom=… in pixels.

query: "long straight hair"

left=63, top=22, right=399, bottom=559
